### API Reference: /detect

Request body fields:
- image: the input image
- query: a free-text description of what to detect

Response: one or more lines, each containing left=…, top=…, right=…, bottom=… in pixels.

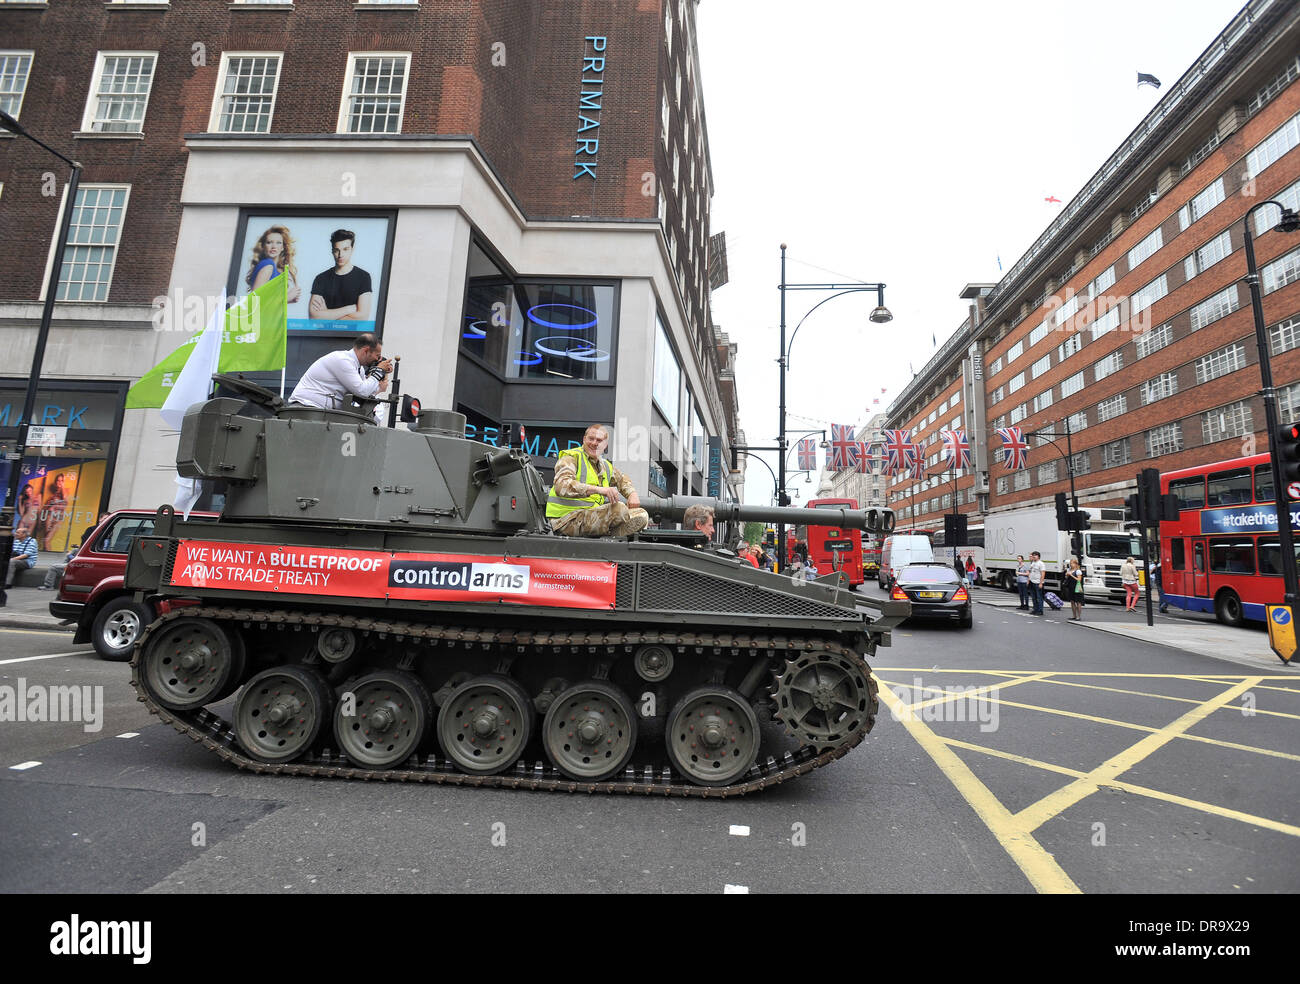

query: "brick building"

left=883, top=0, right=1300, bottom=536
left=0, top=0, right=738, bottom=538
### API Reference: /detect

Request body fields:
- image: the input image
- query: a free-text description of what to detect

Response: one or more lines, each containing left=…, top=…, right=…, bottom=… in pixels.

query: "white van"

left=879, top=534, right=935, bottom=588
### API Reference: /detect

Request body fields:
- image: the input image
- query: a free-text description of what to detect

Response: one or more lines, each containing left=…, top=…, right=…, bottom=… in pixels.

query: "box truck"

left=983, top=504, right=1142, bottom=599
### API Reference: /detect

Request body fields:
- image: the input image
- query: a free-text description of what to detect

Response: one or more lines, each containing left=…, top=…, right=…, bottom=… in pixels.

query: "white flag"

left=160, top=289, right=225, bottom=431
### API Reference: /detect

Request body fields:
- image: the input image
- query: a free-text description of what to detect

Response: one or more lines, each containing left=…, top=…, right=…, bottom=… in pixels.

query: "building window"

left=1089, top=305, right=1121, bottom=339
left=1189, top=285, right=1240, bottom=331
left=1066, top=410, right=1088, bottom=433
left=0, top=50, right=32, bottom=119
left=1195, top=343, right=1247, bottom=384
left=1008, top=372, right=1025, bottom=394
left=996, top=476, right=1009, bottom=495
left=990, top=386, right=1004, bottom=405
left=1013, top=470, right=1031, bottom=491
left=1101, top=440, right=1131, bottom=469
left=1131, top=274, right=1168, bottom=316
left=1262, top=247, right=1300, bottom=295
left=210, top=54, right=281, bottom=133
left=1146, top=423, right=1184, bottom=458
left=1202, top=400, right=1253, bottom=443
left=1071, top=451, right=1092, bottom=476
left=1183, top=229, right=1232, bottom=280
left=1247, top=55, right=1300, bottom=115
left=1177, top=177, right=1226, bottom=230
left=56, top=184, right=130, bottom=302
left=989, top=356, right=1003, bottom=376
left=1010, top=403, right=1027, bottom=424
left=1054, top=293, right=1080, bottom=326
left=1093, top=351, right=1123, bottom=382
left=1271, top=314, right=1300, bottom=356
left=1032, top=388, right=1054, bottom=413
left=661, top=91, right=669, bottom=147
left=1060, top=371, right=1085, bottom=398
left=1279, top=381, right=1300, bottom=419
left=339, top=53, right=409, bottom=133
left=1254, top=178, right=1300, bottom=235
left=1179, top=128, right=1222, bottom=177
left=1245, top=110, right=1300, bottom=178
left=1031, top=354, right=1051, bottom=379
left=1029, top=319, right=1050, bottom=345
left=1135, top=321, right=1173, bottom=358
left=1058, top=333, right=1083, bottom=362
left=82, top=52, right=157, bottom=133
left=1038, top=461, right=1058, bottom=485
left=1141, top=372, right=1178, bottom=405
left=1097, top=393, right=1128, bottom=422
left=1006, top=340, right=1024, bottom=363
left=1127, top=226, right=1164, bottom=269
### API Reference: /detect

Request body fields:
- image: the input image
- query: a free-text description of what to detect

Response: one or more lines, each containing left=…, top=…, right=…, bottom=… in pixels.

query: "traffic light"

left=399, top=394, right=421, bottom=423
left=501, top=422, right=526, bottom=447
left=944, top=512, right=968, bottom=545
left=1055, top=492, right=1070, bottom=531
left=1278, top=420, right=1300, bottom=483
left=763, top=528, right=776, bottom=548
left=1125, top=493, right=1141, bottom=523
left=1138, top=468, right=1163, bottom=524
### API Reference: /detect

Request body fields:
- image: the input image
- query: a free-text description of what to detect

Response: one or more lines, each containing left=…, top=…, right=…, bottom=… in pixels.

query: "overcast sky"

left=695, top=0, right=1248, bottom=503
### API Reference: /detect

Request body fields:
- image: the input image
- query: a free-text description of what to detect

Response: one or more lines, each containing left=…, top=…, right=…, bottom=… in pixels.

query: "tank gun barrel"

left=644, top=496, right=895, bottom=533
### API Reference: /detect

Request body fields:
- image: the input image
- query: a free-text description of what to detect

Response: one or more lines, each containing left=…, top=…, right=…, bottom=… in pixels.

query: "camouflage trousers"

left=550, top=502, right=650, bottom=537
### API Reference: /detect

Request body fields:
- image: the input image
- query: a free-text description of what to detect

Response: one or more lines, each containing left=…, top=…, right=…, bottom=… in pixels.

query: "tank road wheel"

left=437, top=675, right=534, bottom=776
left=665, top=686, right=759, bottom=787
left=139, top=617, right=246, bottom=711
left=542, top=681, right=638, bottom=782
left=772, top=651, right=876, bottom=750
left=335, top=670, right=433, bottom=769
left=234, top=666, right=333, bottom=764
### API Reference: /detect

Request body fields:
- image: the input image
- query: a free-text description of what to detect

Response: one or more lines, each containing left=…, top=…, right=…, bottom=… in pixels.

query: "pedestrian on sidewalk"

left=1121, top=555, right=1140, bottom=612
left=1028, top=551, right=1046, bottom=615
left=1154, top=563, right=1168, bottom=613
left=1015, top=555, right=1030, bottom=609
left=965, top=555, right=977, bottom=587
left=6, top=525, right=38, bottom=588
left=1065, top=558, right=1084, bottom=620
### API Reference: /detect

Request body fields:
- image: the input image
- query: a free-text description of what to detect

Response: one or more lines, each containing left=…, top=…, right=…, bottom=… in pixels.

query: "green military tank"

left=123, top=377, right=905, bottom=796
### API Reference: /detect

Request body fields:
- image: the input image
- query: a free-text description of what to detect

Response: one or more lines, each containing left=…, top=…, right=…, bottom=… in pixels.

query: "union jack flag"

left=908, top=442, right=927, bottom=480
left=855, top=442, right=874, bottom=474
left=997, top=426, right=1030, bottom=470
left=796, top=437, right=816, bottom=471
left=830, top=423, right=859, bottom=472
left=941, top=428, right=971, bottom=470
left=881, top=429, right=915, bottom=476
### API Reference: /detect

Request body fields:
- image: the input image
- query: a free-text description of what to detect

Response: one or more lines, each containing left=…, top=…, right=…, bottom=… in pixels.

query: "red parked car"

left=49, top=509, right=217, bottom=660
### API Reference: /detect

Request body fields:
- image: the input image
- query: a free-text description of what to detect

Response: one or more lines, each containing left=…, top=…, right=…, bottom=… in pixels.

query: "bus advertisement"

left=1160, top=452, right=1300, bottom=626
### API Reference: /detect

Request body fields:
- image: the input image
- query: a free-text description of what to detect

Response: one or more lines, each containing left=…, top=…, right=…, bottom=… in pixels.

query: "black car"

left=889, top=563, right=973, bottom=628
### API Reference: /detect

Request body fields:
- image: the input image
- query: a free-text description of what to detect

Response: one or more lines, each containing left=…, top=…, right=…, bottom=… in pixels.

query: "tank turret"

left=124, top=378, right=907, bottom=796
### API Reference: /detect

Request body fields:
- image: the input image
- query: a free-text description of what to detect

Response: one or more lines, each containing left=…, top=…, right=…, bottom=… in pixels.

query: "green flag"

left=124, top=333, right=202, bottom=410
left=219, top=273, right=287, bottom=373
left=124, top=276, right=288, bottom=410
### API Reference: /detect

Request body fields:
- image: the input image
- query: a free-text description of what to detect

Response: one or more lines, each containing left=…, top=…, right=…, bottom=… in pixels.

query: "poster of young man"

left=230, top=214, right=394, bottom=333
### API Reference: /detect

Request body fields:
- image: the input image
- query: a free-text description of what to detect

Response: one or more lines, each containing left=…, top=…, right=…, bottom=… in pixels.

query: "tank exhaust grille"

left=163, top=540, right=179, bottom=582
left=636, top=566, right=853, bottom=619
left=615, top=566, right=636, bottom=608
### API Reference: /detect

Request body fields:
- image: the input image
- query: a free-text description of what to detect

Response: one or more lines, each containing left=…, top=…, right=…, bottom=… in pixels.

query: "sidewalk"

left=0, top=585, right=74, bottom=632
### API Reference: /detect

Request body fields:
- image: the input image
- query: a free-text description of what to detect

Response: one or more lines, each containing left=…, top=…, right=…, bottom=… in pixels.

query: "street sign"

left=1266, top=604, right=1297, bottom=664
left=1288, top=481, right=1300, bottom=501
left=27, top=425, right=67, bottom=448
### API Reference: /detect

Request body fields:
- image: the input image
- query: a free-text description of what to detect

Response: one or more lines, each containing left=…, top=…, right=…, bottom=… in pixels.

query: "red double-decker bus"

left=797, top=498, right=865, bottom=588
left=1160, top=452, right=1300, bottom=626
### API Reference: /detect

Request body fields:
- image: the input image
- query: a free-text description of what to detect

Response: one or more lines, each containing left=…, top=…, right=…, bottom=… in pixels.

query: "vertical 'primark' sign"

left=574, top=36, right=606, bottom=180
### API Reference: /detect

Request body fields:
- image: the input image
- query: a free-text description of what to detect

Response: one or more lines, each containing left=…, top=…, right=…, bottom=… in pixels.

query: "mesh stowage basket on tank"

left=635, top=565, right=852, bottom=618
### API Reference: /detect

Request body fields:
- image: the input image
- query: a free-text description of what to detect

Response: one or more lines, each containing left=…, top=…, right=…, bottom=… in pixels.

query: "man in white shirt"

left=289, top=333, right=392, bottom=423
left=1027, top=550, right=1047, bottom=616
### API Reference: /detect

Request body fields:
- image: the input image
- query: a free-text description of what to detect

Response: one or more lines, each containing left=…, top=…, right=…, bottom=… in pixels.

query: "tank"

left=123, top=377, right=908, bottom=796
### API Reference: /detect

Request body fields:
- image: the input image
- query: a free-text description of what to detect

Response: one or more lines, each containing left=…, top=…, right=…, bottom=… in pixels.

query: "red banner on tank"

left=168, top=540, right=617, bottom=609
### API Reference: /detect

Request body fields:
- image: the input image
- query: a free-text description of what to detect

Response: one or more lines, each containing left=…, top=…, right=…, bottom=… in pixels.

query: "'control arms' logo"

left=389, top=561, right=529, bottom=593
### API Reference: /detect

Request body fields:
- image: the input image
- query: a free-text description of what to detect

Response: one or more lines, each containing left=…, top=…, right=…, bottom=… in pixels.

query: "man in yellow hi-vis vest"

left=547, top=424, right=650, bottom=537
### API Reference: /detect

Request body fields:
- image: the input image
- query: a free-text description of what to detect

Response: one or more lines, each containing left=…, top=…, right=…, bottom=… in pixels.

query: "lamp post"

left=1242, top=200, right=1300, bottom=617
left=0, top=111, right=82, bottom=607
left=779, top=244, right=889, bottom=571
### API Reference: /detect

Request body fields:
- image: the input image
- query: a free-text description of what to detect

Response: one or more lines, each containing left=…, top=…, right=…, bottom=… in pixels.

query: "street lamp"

left=778, top=243, right=889, bottom=570
left=1242, top=199, right=1300, bottom=618
left=0, top=110, right=82, bottom=607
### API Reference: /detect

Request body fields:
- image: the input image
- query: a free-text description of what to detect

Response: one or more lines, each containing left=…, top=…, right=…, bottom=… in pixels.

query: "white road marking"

left=0, top=651, right=86, bottom=666
left=116, top=732, right=140, bottom=739
left=729, top=824, right=750, bottom=836
left=723, top=884, right=749, bottom=894
left=9, top=761, right=41, bottom=771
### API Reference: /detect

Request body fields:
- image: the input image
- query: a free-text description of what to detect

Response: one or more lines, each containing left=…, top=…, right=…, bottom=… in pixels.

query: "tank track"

left=129, top=605, right=879, bottom=798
